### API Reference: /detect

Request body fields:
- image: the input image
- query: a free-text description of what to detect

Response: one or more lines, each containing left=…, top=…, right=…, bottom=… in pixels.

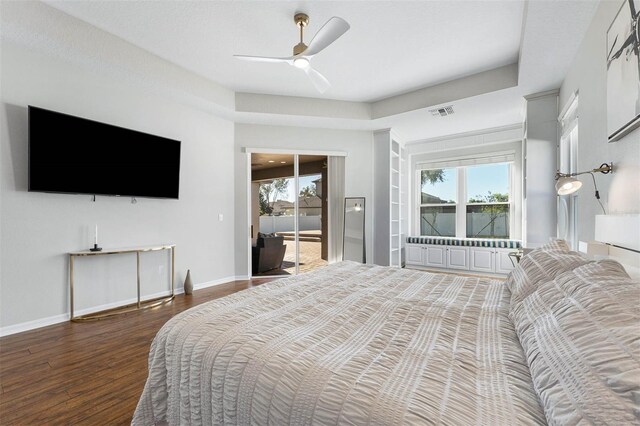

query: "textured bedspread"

left=133, top=261, right=546, bottom=425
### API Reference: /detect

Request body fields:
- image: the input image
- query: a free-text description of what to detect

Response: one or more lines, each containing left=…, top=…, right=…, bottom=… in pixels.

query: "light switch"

left=218, top=214, right=224, bottom=222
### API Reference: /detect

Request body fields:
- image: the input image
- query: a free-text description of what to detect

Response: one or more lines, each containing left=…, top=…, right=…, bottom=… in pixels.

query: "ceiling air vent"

left=429, top=105, right=454, bottom=117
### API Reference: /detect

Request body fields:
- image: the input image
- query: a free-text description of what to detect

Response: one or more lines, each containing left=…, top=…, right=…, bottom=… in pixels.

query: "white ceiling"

left=45, top=0, right=524, bottom=103
left=34, top=0, right=599, bottom=142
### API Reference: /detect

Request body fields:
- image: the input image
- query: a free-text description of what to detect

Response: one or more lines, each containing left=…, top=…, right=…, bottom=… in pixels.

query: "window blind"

left=416, top=151, right=515, bottom=170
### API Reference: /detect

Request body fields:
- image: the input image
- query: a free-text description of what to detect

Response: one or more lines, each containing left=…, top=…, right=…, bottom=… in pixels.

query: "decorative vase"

left=184, top=269, right=193, bottom=295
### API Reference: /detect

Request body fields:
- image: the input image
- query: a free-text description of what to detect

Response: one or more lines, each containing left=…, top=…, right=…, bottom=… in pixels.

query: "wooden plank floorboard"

left=0, top=278, right=270, bottom=424
left=0, top=388, right=71, bottom=424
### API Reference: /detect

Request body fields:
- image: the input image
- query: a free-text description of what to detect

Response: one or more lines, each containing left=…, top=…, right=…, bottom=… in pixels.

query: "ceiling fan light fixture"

left=293, top=57, right=310, bottom=69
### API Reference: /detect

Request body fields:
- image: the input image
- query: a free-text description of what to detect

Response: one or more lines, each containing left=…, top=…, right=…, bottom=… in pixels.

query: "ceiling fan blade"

left=304, top=66, right=331, bottom=93
left=233, top=55, right=292, bottom=64
left=303, top=17, right=350, bottom=56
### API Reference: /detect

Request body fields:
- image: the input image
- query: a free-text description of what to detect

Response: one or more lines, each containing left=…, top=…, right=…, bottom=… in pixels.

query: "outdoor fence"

left=260, top=215, right=321, bottom=233
left=420, top=212, right=509, bottom=238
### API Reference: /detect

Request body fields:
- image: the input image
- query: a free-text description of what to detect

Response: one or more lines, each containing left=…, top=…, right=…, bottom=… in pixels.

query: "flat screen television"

left=28, top=106, right=181, bottom=199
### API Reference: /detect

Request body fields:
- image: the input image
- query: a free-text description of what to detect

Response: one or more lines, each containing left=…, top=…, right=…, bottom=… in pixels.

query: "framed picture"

left=607, top=0, right=640, bottom=142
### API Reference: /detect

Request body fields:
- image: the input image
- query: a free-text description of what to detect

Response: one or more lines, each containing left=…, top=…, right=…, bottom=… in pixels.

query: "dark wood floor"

left=0, top=278, right=270, bottom=425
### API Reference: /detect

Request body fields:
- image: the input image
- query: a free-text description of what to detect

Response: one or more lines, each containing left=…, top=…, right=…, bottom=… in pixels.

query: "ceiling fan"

left=234, top=13, right=350, bottom=93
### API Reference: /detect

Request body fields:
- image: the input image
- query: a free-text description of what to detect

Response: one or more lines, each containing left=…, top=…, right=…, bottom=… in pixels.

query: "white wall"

left=234, top=124, right=374, bottom=276
left=524, top=91, right=559, bottom=248
left=559, top=0, right=640, bottom=243
left=1, top=33, right=235, bottom=331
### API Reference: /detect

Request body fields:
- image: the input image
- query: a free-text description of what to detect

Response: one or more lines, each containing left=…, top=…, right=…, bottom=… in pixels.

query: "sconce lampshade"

left=555, top=176, right=582, bottom=195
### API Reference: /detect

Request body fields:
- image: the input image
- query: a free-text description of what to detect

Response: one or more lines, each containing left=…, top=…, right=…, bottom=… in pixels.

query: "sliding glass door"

left=250, top=153, right=327, bottom=277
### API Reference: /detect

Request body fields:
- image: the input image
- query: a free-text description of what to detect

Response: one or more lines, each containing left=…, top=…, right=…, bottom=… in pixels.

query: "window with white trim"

left=417, top=154, right=514, bottom=239
left=466, top=163, right=510, bottom=238
left=419, top=168, right=457, bottom=237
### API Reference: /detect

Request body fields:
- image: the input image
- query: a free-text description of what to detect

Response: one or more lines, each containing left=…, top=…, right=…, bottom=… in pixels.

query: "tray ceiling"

left=45, top=0, right=524, bottom=102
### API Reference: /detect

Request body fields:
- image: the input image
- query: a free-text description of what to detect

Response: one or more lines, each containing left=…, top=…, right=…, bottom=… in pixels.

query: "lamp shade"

left=555, top=176, right=582, bottom=195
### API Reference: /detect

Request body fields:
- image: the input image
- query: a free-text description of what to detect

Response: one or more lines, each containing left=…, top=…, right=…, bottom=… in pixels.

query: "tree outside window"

left=259, top=178, right=289, bottom=215
left=419, top=168, right=456, bottom=237
left=467, top=191, right=510, bottom=238
left=466, top=163, right=510, bottom=239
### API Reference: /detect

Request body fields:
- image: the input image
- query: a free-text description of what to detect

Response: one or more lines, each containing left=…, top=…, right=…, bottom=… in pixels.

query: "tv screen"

left=28, top=106, right=181, bottom=199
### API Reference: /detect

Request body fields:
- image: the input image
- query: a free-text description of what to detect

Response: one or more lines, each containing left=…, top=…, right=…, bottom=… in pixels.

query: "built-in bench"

left=405, top=237, right=522, bottom=276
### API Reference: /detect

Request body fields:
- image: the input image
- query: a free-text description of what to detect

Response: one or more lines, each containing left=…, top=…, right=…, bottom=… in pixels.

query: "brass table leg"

left=70, top=255, right=75, bottom=321
left=136, top=251, right=141, bottom=309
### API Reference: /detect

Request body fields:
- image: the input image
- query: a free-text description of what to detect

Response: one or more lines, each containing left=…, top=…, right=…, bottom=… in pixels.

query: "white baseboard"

left=193, top=275, right=239, bottom=291
left=0, top=275, right=245, bottom=337
left=0, top=313, right=70, bottom=337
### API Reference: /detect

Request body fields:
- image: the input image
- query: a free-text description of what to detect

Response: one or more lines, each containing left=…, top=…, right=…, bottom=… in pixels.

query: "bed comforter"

left=133, top=261, right=546, bottom=425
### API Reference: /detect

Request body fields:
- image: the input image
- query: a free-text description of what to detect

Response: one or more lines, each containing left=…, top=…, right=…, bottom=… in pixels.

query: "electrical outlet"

left=218, top=214, right=224, bottom=222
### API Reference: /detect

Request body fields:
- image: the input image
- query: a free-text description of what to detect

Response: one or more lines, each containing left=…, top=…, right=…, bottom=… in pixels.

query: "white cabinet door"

left=447, top=247, right=469, bottom=270
left=406, top=244, right=423, bottom=265
left=407, top=244, right=518, bottom=274
left=469, top=248, right=495, bottom=273
left=425, top=246, right=447, bottom=268
left=495, top=249, right=517, bottom=275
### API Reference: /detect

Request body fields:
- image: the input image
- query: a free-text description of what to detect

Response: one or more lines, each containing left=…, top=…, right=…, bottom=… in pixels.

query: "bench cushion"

left=406, top=236, right=521, bottom=249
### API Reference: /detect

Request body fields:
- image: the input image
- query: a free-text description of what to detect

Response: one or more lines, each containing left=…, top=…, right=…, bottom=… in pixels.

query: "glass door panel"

left=250, top=153, right=296, bottom=277
left=298, top=155, right=328, bottom=274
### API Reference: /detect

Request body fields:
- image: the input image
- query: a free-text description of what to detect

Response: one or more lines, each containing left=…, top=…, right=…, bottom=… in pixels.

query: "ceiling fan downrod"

left=293, top=13, right=309, bottom=56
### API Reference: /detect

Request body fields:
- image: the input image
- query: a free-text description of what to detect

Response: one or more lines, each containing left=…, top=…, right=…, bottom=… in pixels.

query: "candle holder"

left=90, top=244, right=102, bottom=252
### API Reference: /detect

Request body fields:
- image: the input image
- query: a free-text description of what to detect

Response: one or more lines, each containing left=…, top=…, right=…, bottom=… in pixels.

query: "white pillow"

left=510, top=260, right=640, bottom=425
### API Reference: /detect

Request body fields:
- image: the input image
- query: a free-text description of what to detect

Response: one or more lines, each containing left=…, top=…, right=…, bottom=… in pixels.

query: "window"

left=558, top=94, right=579, bottom=250
left=466, top=163, right=510, bottom=238
left=417, top=161, right=513, bottom=239
left=419, top=168, right=456, bottom=237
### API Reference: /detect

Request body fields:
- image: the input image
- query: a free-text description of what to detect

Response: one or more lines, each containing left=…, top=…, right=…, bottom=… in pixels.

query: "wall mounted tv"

left=28, top=106, right=181, bottom=199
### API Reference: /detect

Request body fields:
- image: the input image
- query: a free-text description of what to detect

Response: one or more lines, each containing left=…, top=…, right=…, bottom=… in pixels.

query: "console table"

left=69, top=244, right=175, bottom=321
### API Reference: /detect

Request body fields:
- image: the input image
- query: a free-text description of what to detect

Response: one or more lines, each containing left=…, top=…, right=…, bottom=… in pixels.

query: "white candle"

left=95, top=225, right=98, bottom=245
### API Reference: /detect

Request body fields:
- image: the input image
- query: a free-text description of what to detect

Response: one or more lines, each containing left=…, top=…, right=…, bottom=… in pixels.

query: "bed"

left=133, top=241, right=639, bottom=425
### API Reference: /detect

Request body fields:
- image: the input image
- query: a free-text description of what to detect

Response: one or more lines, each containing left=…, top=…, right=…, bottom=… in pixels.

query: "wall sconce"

left=554, top=162, right=613, bottom=213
